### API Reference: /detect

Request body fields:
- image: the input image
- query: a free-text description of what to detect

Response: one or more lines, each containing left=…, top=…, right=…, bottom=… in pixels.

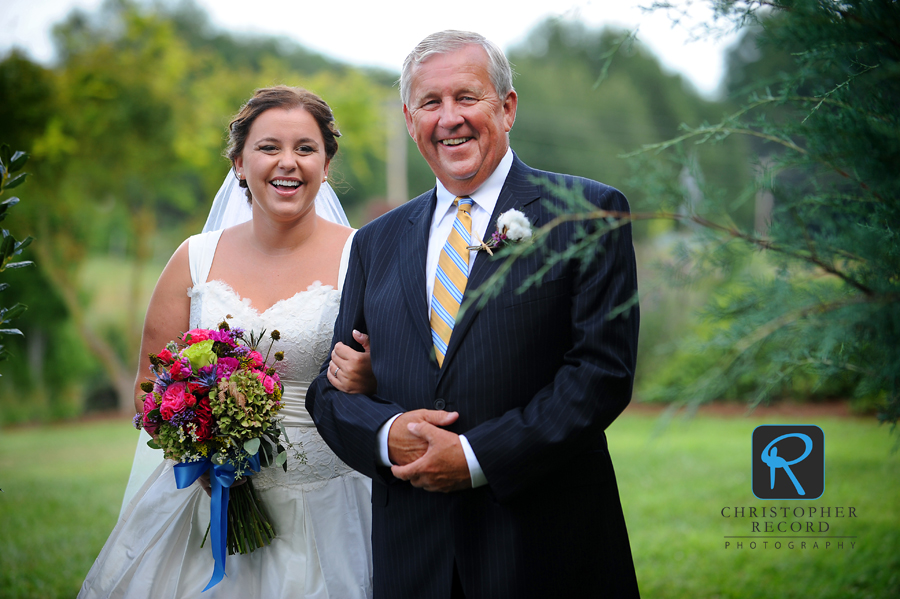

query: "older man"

left=308, top=30, right=640, bottom=598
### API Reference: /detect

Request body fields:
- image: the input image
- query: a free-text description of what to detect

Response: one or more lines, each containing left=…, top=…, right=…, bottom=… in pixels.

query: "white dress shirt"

left=375, top=148, right=515, bottom=488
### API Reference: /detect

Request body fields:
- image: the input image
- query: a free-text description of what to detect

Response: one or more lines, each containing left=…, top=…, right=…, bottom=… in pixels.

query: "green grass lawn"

left=1, top=410, right=897, bottom=598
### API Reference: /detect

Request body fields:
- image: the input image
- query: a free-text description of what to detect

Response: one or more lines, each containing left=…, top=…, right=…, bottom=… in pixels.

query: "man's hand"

left=387, top=409, right=458, bottom=466
left=390, top=416, right=471, bottom=493
left=327, top=330, right=376, bottom=395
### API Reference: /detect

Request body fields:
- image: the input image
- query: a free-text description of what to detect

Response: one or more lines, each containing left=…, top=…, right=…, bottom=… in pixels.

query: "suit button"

left=433, top=398, right=446, bottom=410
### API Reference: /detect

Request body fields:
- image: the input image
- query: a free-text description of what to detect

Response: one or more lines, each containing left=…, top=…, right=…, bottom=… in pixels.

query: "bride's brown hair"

left=225, top=86, right=342, bottom=201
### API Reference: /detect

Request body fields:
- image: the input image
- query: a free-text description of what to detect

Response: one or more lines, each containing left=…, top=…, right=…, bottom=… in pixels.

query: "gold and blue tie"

left=430, top=197, right=474, bottom=367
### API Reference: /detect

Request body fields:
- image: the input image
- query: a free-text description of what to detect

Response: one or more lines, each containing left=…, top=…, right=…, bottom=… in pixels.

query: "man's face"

left=403, top=45, right=517, bottom=197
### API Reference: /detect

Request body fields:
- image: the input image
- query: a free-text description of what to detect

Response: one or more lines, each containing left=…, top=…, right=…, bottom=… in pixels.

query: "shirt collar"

left=434, top=148, right=514, bottom=218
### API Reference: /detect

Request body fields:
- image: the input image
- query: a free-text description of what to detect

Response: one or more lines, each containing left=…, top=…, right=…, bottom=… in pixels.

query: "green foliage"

left=0, top=144, right=35, bottom=369
left=0, top=419, right=139, bottom=597
left=610, top=411, right=900, bottom=598
left=506, top=20, right=755, bottom=238
left=2, top=413, right=896, bottom=597
left=0, top=0, right=395, bottom=416
left=625, top=0, right=900, bottom=425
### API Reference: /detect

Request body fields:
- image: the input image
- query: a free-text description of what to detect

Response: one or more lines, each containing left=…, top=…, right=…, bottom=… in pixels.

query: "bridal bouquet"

left=135, top=320, right=289, bottom=589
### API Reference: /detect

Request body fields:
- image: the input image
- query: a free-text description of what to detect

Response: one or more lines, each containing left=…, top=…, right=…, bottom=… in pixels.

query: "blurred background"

left=2, top=2, right=899, bottom=598
left=0, top=0, right=799, bottom=421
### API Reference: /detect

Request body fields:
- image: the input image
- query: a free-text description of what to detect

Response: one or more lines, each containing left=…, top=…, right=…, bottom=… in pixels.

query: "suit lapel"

left=399, top=192, right=438, bottom=359
left=439, top=157, right=543, bottom=372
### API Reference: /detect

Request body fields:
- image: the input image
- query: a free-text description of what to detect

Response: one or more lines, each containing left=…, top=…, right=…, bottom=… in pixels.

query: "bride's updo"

left=225, top=85, right=342, bottom=201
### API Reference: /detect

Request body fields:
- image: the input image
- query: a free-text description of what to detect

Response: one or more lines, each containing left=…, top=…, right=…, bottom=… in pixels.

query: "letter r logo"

left=752, top=425, right=824, bottom=500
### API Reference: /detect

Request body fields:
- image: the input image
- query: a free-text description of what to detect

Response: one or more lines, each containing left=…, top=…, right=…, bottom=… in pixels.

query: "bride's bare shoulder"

left=317, top=218, right=355, bottom=245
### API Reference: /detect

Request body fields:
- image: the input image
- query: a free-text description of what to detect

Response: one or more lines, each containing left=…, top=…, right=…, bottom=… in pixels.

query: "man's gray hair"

left=400, top=30, right=515, bottom=106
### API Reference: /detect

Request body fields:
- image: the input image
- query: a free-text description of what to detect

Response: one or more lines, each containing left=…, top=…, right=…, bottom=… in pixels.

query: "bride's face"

left=235, top=107, right=330, bottom=221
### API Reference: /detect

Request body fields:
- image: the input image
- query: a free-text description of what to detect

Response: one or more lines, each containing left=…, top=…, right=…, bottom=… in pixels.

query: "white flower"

left=497, top=209, right=533, bottom=242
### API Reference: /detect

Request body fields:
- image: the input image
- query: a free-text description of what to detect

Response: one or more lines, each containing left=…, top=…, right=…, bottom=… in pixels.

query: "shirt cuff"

left=459, top=435, right=487, bottom=488
left=376, top=413, right=402, bottom=467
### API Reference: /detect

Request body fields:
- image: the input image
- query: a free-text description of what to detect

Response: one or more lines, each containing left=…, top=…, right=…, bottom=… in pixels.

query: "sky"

left=1, top=0, right=743, bottom=98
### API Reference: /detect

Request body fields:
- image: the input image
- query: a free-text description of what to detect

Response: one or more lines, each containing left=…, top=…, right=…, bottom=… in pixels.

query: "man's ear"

left=403, top=104, right=415, bottom=139
left=502, top=90, right=518, bottom=132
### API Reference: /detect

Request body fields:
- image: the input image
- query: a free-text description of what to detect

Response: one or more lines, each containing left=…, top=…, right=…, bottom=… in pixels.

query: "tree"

left=504, top=19, right=755, bottom=239
left=0, top=0, right=396, bottom=416
left=503, top=0, right=899, bottom=426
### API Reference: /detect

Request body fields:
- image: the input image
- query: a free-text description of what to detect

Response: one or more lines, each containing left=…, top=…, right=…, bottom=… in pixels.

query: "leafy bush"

left=0, top=143, right=34, bottom=370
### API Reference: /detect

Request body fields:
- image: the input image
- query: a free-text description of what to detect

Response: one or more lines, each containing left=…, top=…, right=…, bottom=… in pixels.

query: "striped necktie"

left=430, top=197, right=474, bottom=367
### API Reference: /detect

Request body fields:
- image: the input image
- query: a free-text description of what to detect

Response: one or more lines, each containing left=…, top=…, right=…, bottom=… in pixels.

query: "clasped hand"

left=326, top=330, right=376, bottom=395
left=388, top=410, right=471, bottom=493
left=326, top=332, right=470, bottom=492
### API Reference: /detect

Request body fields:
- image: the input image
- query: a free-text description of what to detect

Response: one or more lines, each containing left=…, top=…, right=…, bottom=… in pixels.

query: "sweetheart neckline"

left=194, top=278, right=338, bottom=316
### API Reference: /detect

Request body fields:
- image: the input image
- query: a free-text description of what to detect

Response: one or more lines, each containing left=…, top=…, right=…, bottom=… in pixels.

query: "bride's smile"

left=235, top=107, right=330, bottom=219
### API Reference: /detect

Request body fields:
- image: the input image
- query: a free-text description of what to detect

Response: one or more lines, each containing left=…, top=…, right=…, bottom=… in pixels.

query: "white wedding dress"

left=79, top=229, right=373, bottom=599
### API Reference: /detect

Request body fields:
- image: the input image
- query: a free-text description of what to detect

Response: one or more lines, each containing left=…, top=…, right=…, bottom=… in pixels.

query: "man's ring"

left=333, top=366, right=340, bottom=376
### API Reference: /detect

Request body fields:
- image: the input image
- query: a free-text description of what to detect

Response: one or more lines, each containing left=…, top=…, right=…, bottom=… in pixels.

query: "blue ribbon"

left=174, top=453, right=261, bottom=591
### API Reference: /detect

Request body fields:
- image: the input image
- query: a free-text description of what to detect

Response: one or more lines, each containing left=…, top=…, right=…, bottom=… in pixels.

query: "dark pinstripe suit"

left=308, top=154, right=640, bottom=598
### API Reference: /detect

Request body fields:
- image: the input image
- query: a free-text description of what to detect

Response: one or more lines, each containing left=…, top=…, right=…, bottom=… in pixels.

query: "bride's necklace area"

left=246, top=221, right=319, bottom=260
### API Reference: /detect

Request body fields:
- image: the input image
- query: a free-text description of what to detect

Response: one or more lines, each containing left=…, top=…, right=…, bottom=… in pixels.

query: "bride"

left=80, top=86, right=375, bottom=598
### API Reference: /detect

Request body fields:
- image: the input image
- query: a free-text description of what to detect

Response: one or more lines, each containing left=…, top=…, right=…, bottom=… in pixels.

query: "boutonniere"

left=468, top=209, right=533, bottom=255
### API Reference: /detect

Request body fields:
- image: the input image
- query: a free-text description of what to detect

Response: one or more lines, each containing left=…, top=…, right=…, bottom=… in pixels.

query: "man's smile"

left=441, top=137, right=472, bottom=146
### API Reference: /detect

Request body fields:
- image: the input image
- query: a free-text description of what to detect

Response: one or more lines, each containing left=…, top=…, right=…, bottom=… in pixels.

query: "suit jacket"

left=308, top=154, right=641, bottom=599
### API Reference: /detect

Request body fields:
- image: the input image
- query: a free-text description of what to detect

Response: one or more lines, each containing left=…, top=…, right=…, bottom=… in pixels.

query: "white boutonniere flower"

left=468, top=209, right=533, bottom=255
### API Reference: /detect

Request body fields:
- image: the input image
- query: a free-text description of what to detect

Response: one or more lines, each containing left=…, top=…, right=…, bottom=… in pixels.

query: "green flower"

left=182, top=339, right=217, bottom=371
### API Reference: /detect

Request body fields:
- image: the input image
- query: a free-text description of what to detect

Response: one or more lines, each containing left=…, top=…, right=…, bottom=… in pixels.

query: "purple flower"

left=169, top=409, right=197, bottom=428
left=216, top=357, right=240, bottom=381
left=197, top=364, right=219, bottom=388
left=209, top=329, right=235, bottom=343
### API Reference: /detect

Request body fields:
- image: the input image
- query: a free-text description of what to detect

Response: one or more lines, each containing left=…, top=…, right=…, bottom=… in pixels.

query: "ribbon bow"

left=174, top=454, right=261, bottom=590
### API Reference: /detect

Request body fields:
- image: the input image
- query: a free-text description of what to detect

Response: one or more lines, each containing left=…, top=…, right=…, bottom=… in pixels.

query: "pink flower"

left=182, top=329, right=211, bottom=344
left=169, top=359, right=192, bottom=381
left=247, top=351, right=264, bottom=369
left=257, top=372, right=276, bottom=395
left=160, top=382, right=189, bottom=420
left=142, top=394, right=158, bottom=414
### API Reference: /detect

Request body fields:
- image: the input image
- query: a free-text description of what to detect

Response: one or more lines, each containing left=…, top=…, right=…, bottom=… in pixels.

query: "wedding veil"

left=120, top=172, right=350, bottom=515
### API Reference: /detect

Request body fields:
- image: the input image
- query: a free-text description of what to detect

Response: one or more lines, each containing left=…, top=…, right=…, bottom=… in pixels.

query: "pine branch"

left=624, top=96, right=886, bottom=203
left=731, top=294, right=891, bottom=356
left=512, top=207, right=876, bottom=297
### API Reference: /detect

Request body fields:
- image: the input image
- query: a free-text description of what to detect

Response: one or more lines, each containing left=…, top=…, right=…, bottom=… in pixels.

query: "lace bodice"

left=185, top=230, right=357, bottom=488
left=188, top=279, right=340, bottom=420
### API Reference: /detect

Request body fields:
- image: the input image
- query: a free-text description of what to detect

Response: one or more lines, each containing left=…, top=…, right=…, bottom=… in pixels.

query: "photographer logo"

left=752, top=425, right=824, bottom=500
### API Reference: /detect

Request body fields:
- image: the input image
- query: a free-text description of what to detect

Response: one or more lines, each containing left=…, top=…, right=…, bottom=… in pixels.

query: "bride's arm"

left=327, top=330, right=376, bottom=395
left=132, top=240, right=193, bottom=414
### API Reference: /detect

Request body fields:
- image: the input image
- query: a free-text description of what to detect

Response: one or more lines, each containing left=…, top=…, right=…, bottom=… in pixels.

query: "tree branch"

left=520, top=207, right=877, bottom=297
